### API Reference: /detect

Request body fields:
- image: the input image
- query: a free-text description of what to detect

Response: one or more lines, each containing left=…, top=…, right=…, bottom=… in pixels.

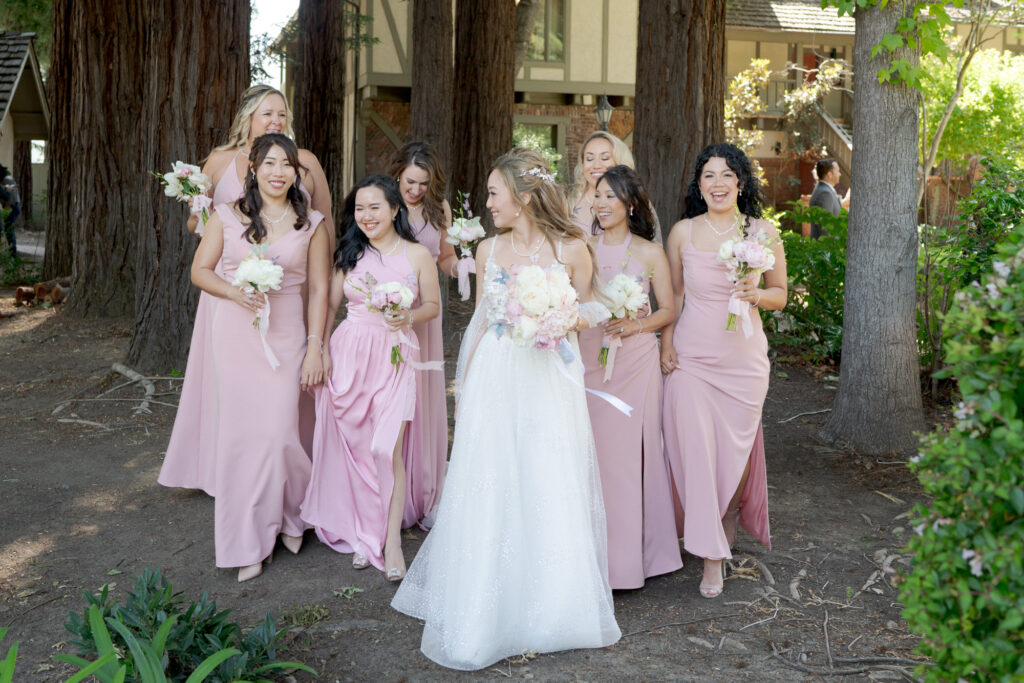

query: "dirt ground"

left=0, top=289, right=935, bottom=682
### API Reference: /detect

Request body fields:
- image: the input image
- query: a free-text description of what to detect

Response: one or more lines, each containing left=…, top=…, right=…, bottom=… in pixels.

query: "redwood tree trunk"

left=126, top=0, right=250, bottom=371
left=47, top=1, right=145, bottom=316
left=451, top=0, right=516, bottom=224
left=409, top=0, right=453, bottom=171
left=14, top=140, right=31, bottom=223
left=633, top=0, right=726, bottom=234
left=513, top=0, right=543, bottom=73
left=42, top=1, right=74, bottom=280
left=819, top=1, right=924, bottom=453
left=294, top=0, right=346, bottom=234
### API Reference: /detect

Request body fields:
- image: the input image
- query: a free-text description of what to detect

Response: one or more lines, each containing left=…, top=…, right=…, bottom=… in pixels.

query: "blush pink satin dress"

left=210, top=206, right=323, bottom=567
left=662, top=219, right=771, bottom=561
left=578, top=232, right=683, bottom=589
left=300, top=245, right=423, bottom=570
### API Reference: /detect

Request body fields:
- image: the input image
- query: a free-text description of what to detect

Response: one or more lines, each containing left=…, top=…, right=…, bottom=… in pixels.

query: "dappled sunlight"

left=0, top=306, right=57, bottom=341
left=0, top=534, right=55, bottom=586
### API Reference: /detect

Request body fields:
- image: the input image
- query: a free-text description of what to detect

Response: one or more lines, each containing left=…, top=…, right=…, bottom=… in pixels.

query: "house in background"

left=0, top=31, right=48, bottom=223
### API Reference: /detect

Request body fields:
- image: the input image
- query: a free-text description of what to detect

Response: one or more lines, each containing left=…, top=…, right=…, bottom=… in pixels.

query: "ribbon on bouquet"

left=600, top=335, right=623, bottom=383
left=727, top=294, right=755, bottom=339
left=392, top=328, right=445, bottom=372
left=456, top=256, right=475, bottom=301
left=190, top=195, right=213, bottom=236
left=556, top=339, right=633, bottom=417
left=255, top=298, right=281, bottom=370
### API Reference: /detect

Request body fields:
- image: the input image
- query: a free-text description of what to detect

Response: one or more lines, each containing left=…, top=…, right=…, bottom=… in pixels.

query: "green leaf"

left=1011, top=488, right=1024, bottom=515
left=880, top=32, right=905, bottom=53
left=184, top=647, right=241, bottom=683
left=63, top=653, right=119, bottom=683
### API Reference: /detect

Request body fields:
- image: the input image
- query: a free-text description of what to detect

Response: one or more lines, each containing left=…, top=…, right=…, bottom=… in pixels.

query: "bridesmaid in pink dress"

left=568, top=132, right=635, bottom=232
left=578, top=166, right=683, bottom=589
left=188, top=134, right=331, bottom=582
left=301, top=174, right=440, bottom=581
left=661, top=143, right=787, bottom=598
left=160, top=85, right=333, bottom=495
left=387, top=142, right=458, bottom=528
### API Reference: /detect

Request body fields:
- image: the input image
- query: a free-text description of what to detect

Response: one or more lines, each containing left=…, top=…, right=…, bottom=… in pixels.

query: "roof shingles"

left=0, top=31, right=33, bottom=124
left=727, top=0, right=856, bottom=35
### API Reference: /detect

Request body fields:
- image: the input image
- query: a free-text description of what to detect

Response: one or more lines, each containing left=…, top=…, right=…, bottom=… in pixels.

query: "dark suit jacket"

left=808, top=181, right=841, bottom=239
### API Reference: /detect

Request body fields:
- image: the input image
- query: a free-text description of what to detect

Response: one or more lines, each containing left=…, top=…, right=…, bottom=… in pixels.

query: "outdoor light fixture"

left=595, top=95, right=614, bottom=131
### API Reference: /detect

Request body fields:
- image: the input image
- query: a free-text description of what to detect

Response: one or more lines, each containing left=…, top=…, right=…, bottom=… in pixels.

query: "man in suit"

left=808, top=158, right=847, bottom=239
left=0, top=164, right=18, bottom=257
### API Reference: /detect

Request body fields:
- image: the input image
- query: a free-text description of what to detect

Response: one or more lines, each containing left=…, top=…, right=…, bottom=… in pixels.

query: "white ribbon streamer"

left=456, top=257, right=475, bottom=301
left=727, top=294, right=754, bottom=338
left=601, top=335, right=622, bottom=383
left=255, top=297, right=280, bottom=370
left=557, top=338, right=633, bottom=416
left=190, top=195, right=212, bottom=236
left=392, top=328, right=444, bottom=372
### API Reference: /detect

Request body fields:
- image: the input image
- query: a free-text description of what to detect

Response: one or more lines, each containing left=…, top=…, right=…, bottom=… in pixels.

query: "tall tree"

left=633, top=0, right=726, bottom=234
left=40, top=1, right=72, bottom=279
left=127, top=0, right=249, bottom=371
left=513, top=0, right=542, bottom=73
left=451, top=0, right=516, bottom=223
left=408, top=0, right=453, bottom=171
left=46, top=0, right=144, bottom=315
left=820, top=1, right=923, bottom=453
left=294, top=0, right=346, bottom=233
left=13, top=140, right=31, bottom=222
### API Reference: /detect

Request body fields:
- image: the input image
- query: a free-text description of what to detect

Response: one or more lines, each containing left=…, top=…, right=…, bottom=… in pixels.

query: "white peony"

left=382, top=281, right=415, bottom=309
left=547, top=269, right=576, bottom=304
left=717, top=239, right=735, bottom=261
left=516, top=264, right=547, bottom=290
left=233, top=254, right=284, bottom=292
left=510, top=314, right=539, bottom=345
left=518, top=284, right=551, bottom=316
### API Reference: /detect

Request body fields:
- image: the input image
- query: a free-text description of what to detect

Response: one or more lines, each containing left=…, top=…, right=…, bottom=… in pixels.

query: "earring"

left=739, top=189, right=743, bottom=196
left=629, top=206, right=634, bottom=217
left=515, top=208, right=521, bottom=217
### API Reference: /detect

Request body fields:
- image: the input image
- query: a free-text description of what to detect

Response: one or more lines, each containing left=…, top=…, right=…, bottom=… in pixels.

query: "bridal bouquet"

left=501, top=264, right=579, bottom=351
left=716, top=228, right=777, bottom=337
left=599, top=273, right=647, bottom=373
left=445, top=190, right=486, bottom=300
left=153, top=161, right=213, bottom=230
left=232, top=246, right=285, bottom=369
left=362, top=274, right=416, bottom=365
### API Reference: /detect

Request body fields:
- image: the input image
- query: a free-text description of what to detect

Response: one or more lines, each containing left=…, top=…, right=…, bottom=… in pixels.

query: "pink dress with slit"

left=662, top=219, right=771, bottom=560
left=403, top=219, right=448, bottom=527
left=300, top=244, right=422, bottom=570
left=210, top=206, right=323, bottom=567
left=578, top=233, right=683, bottom=589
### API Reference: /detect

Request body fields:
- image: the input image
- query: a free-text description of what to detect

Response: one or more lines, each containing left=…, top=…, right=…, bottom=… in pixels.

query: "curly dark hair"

left=593, top=165, right=656, bottom=241
left=237, top=133, right=310, bottom=244
left=335, top=174, right=418, bottom=273
left=683, top=143, right=765, bottom=225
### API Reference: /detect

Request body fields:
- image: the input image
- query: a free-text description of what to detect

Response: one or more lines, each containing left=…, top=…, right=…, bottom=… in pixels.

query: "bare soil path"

left=0, top=299, right=930, bottom=681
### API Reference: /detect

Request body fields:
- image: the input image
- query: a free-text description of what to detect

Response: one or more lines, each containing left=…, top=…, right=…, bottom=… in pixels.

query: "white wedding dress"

left=391, top=243, right=621, bottom=671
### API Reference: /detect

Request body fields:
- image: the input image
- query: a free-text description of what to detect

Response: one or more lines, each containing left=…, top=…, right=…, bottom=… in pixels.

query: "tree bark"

left=451, top=0, right=516, bottom=224
left=41, top=0, right=75, bottom=280
left=13, top=139, right=31, bottom=223
left=633, top=0, right=726, bottom=235
left=126, top=0, right=250, bottom=371
left=409, top=0, right=454, bottom=172
left=47, top=1, right=145, bottom=316
left=294, top=0, right=346, bottom=234
left=513, top=0, right=543, bottom=73
left=820, top=1, right=923, bottom=454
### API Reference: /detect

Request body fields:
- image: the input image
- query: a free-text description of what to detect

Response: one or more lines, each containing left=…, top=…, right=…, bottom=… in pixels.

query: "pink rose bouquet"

left=716, top=227, right=778, bottom=337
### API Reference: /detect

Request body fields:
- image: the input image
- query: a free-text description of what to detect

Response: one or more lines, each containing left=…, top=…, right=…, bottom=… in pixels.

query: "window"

left=513, top=120, right=565, bottom=179
left=526, top=0, right=565, bottom=63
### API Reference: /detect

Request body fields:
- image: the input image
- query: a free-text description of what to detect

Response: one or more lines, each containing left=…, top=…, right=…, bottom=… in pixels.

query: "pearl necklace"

left=261, top=206, right=292, bottom=225
left=374, top=237, right=402, bottom=257
left=511, top=232, right=544, bottom=262
left=703, top=213, right=741, bottom=237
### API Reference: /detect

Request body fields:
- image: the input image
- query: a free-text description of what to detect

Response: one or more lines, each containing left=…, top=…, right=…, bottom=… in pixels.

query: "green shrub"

left=0, top=628, right=18, bottom=683
left=64, top=568, right=315, bottom=682
left=900, top=226, right=1024, bottom=681
left=765, top=203, right=848, bottom=362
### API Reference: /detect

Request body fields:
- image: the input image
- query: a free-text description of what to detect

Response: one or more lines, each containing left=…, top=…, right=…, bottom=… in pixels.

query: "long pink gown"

left=300, top=244, right=422, bottom=570
left=160, top=151, right=316, bottom=494
left=403, top=219, right=448, bottom=527
left=211, top=205, right=323, bottom=567
left=578, top=233, right=683, bottom=589
left=662, top=219, right=771, bottom=561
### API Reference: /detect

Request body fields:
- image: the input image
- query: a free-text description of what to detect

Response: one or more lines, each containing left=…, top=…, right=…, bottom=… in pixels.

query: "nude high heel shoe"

left=699, top=560, right=726, bottom=599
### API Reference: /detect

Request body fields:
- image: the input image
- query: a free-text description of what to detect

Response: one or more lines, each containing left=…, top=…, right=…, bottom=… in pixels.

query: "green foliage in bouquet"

left=900, top=225, right=1024, bottom=681
left=62, top=568, right=316, bottom=682
left=764, top=203, right=847, bottom=362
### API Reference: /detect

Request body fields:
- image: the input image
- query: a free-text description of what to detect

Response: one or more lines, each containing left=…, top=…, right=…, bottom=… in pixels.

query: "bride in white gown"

left=391, top=148, right=621, bottom=670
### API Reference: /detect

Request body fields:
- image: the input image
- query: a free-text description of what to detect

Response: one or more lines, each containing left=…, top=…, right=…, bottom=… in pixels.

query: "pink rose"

left=369, top=290, right=388, bottom=309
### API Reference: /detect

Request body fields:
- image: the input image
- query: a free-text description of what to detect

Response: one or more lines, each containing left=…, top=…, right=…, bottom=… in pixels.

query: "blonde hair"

left=570, top=131, right=635, bottom=206
left=214, top=85, right=295, bottom=152
left=492, top=147, right=604, bottom=300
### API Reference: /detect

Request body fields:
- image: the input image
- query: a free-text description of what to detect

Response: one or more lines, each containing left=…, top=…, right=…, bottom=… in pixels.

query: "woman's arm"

left=436, top=200, right=460, bottom=277
left=186, top=150, right=230, bottom=236
left=607, top=242, right=674, bottom=342
left=660, top=221, right=687, bottom=374
left=301, top=221, right=330, bottom=391
left=384, top=244, right=440, bottom=330
left=320, top=267, right=347, bottom=380
left=190, top=213, right=264, bottom=313
left=473, top=237, right=494, bottom=310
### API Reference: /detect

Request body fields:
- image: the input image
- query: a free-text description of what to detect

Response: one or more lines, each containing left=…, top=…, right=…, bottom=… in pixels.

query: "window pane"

left=548, top=0, right=564, bottom=62
left=526, top=0, right=547, bottom=61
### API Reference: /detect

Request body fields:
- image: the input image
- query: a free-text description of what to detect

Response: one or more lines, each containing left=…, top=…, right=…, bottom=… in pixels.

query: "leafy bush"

left=513, top=123, right=562, bottom=180
left=0, top=628, right=18, bottom=683
left=764, top=203, right=848, bottom=362
left=900, top=226, right=1024, bottom=681
left=64, top=568, right=315, bottom=682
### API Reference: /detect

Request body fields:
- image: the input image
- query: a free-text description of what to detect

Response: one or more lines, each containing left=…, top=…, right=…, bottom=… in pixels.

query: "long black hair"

left=683, top=143, right=765, bottom=226
left=237, top=133, right=309, bottom=244
left=592, top=165, right=657, bottom=241
left=335, top=174, right=417, bottom=273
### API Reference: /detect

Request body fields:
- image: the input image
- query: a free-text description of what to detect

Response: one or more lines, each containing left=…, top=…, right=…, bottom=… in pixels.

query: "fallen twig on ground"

left=112, top=363, right=155, bottom=415
left=778, top=408, right=832, bottom=424
left=621, top=612, right=744, bottom=639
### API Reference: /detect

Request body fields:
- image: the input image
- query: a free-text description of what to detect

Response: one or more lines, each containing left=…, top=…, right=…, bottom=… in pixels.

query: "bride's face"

left=485, top=170, right=520, bottom=229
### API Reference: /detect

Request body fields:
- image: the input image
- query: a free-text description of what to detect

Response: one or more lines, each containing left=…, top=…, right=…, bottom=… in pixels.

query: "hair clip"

left=520, top=167, right=556, bottom=183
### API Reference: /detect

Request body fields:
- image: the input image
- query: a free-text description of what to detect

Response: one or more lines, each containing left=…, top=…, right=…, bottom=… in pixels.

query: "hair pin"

left=520, top=167, right=555, bottom=183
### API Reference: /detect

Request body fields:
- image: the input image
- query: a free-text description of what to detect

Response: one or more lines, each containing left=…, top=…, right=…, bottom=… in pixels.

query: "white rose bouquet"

left=444, top=190, right=486, bottom=300
left=716, top=227, right=778, bottom=337
left=153, top=161, right=213, bottom=232
left=232, top=246, right=285, bottom=369
left=499, top=264, right=579, bottom=351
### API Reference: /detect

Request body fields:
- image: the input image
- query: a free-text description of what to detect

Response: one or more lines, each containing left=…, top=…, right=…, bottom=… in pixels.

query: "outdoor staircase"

left=816, top=104, right=853, bottom=177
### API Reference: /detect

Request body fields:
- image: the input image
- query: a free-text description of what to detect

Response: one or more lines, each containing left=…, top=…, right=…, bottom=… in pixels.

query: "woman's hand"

left=731, top=272, right=761, bottom=307
left=384, top=308, right=413, bottom=331
left=606, top=317, right=643, bottom=342
left=660, top=344, right=678, bottom=375
left=300, top=346, right=324, bottom=392
left=228, top=286, right=265, bottom=313
left=321, top=347, right=333, bottom=381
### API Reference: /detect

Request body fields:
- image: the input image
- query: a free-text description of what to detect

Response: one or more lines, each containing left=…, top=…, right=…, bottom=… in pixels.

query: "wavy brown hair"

left=237, top=134, right=310, bottom=244
left=213, top=85, right=294, bottom=153
left=388, top=141, right=448, bottom=233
